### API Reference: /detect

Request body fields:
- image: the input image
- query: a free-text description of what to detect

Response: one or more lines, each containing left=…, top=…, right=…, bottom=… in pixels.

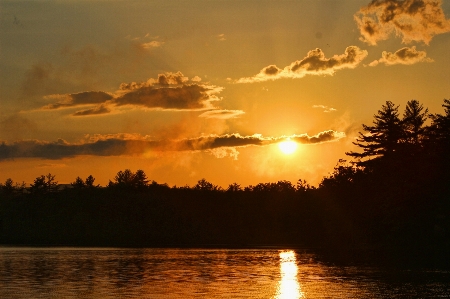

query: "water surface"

left=0, top=247, right=449, bottom=298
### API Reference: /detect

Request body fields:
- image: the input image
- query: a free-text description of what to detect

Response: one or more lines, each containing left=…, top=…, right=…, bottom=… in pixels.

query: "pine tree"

left=347, top=101, right=403, bottom=163
left=403, top=99, right=428, bottom=146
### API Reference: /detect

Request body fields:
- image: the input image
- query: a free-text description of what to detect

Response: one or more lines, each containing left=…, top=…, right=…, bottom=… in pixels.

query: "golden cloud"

left=0, top=131, right=345, bottom=160
left=368, top=46, right=433, bottom=66
left=354, top=0, right=450, bottom=45
left=236, top=46, right=368, bottom=83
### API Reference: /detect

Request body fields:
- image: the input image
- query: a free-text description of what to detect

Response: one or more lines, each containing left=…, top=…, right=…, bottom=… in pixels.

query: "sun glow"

left=278, top=139, right=298, bottom=155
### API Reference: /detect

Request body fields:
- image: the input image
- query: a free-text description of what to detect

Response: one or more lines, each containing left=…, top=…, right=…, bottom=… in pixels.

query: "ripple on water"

left=0, top=247, right=449, bottom=299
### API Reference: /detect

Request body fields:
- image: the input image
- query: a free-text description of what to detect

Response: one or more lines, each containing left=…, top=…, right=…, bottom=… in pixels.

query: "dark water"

left=0, top=247, right=449, bottom=298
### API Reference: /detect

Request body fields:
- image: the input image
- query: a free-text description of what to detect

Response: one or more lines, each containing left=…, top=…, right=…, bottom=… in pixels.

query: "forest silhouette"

left=1, top=99, right=449, bottom=263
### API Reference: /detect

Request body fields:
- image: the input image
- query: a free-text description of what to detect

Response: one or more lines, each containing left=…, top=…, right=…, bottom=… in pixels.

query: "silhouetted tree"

left=116, top=169, right=134, bottom=185
left=30, top=175, right=46, bottom=194
left=428, top=99, right=450, bottom=178
left=194, top=178, right=220, bottom=191
left=45, top=173, right=58, bottom=192
left=296, top=179, right=313, bottom=192
left=71, top=175, right=97, bottom=189
left=30, top=173, right=58, bottom=194
left=273, top=180, right=296, bottom=193
left=226, top=182, right=242, bottom=192
left=403, top=99, right=428, bottom=146
left=319, top=160, right=364, bottom=189
left=108, top=169, right=149, bottom=189
left=347, top=101, right=403, bottom=164
left=133, top=169, right=148, bottom=189
left=85, top=175, right=96, bottom=188
left=3, top=178, right=14, bottom=192
left=429, top=99, right=450, bottom=146
left=71, top=176, right=86, bottom=189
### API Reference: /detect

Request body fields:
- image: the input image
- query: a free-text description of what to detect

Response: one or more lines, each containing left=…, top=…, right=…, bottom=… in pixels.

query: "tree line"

left=0, top=99, right=449, bottom=255
left=2, top=99, right=449, bottom=195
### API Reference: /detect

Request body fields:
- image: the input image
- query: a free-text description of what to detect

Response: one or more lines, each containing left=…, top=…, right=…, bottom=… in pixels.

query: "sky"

left=1, top=0, right=449, bottom=188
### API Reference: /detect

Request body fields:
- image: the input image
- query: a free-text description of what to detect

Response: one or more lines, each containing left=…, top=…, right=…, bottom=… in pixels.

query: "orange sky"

left=1, top=0, right=450, bottom=187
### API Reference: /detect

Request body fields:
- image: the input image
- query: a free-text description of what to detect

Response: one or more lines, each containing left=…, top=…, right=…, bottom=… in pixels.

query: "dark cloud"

left=236, top=46, right=368, bottom=83
left=115, top=72, right=220, bottom=111
left=263, top=65, right=282, bottom=75
left=198, top=110, right=245, bottom=119
left=73, top=104, right=111, bottom=116
left=354, top=0, right=450, bottom=45
left=44, top=91, right=113, bottom=109
left=0, top=138, right=152, bottom=160
left=40, top=72, right=222, bottom=114
left=291, top=130, right=344, bottom=144
left=114, top=84, right=217, bottom=110
left=0, top=130, right=345, bottom=160
left=368, top=46, right=433, bottom=66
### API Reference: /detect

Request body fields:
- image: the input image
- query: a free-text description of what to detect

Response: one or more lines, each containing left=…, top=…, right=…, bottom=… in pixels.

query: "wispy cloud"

left=354, top=0, right=450, bottom=45
left=37, top=163, right=67, bottom=168
left=73, top=104, right=111, bottom=116
left=140, top=40, right=165, bottom=49
left=198, top=110, right=245, bottom=119
left=368, top=46, right=433, bottom=66
left=217, top=33, right=226, bottom=41
left=0, top=130, right=345, bottom=160
left=236, top=46, right=368, bottom=83
left=313, top=105, right=337, bottom=113
left=43, top=91, right=113, bottom=109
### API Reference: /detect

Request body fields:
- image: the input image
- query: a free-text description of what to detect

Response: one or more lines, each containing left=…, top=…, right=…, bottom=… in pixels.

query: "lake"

left=0, top=247, right=449, bottom=298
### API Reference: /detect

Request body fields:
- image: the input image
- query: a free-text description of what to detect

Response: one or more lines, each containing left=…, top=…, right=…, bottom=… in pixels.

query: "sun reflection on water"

left=274, top=250, right=304, bottom=299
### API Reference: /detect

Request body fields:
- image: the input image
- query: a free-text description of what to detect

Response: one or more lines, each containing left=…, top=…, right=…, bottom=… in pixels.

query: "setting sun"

left=278, top=139, right=298, bottom=155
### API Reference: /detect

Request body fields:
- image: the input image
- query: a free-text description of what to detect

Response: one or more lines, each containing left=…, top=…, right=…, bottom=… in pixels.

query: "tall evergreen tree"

left=429, top=99, right=450, bottom=146
left=347, top=101, right=403, bottom=163
left=403, top=99, right=428, bottom=146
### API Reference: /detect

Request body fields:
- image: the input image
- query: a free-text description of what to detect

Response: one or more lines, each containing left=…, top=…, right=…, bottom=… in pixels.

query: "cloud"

left=354, top=0, right=450, bottom=45
left=43, top=91, right=113, bottom=109
left=236, top=46, right=368, bottom=83
left=217, top=34, right=226, bottom=41
left=0, top=130, right=345, bottom=160
left=207, top=147, right=239, bottom=160
left=198, top=110, right=245, bottom=119
left=368, top=46, right=434, bottom=66
left=37, top=163, right=67, bottom=168
left=73, top=104, right=111, bottom=116
left=114, top=84, right=220, bottom=111
left=140, top=41, right=165, bottom=49
left=40, top=72, right=223, bottom=114
left=313, top=105, right=337, bottom=113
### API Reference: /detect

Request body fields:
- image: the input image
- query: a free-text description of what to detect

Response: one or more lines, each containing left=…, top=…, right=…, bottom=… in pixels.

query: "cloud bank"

left=236, top=46, right=368, bottom=83
left=41, top=72, right=223, bottom=116
left=368, top=46, right=433, bottom=66
left=354, top=0, right=450, bottom=45
left=0, top=130, right=345, bottom=160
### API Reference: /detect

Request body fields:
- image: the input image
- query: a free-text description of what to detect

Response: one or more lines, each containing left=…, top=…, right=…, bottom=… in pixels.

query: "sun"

left=278, top=139, right=298, bottom=155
